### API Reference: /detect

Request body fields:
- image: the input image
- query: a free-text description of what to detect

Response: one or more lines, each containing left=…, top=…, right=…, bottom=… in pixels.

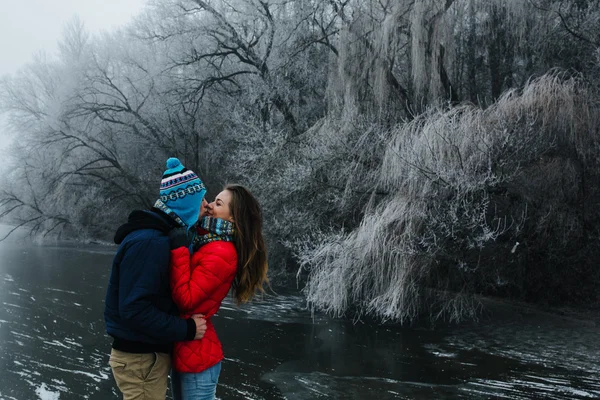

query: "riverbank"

left=2, top=222, right=598, bottom=329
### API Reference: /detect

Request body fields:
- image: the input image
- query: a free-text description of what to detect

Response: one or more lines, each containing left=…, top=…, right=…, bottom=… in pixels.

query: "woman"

left=169, top=184, right=269, bottom=400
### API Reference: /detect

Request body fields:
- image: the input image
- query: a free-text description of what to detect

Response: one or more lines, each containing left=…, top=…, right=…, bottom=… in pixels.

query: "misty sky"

left=0, top=0, right=147, bottom=149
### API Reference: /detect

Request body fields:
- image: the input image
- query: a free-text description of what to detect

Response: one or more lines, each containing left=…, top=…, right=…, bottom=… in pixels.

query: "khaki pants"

left=109, top=348, right=171, bottom=400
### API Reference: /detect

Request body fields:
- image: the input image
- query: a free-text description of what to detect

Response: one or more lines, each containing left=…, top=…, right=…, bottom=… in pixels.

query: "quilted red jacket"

left=170, top=239, right=237, bottom=373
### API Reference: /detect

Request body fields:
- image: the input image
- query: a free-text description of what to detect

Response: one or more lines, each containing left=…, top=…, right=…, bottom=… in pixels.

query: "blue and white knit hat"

left=159, top=157, right=206, bottom=227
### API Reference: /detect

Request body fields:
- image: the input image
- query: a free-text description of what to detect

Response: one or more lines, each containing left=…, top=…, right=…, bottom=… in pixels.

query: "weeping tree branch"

left=332, top=0, right=412, bottom=114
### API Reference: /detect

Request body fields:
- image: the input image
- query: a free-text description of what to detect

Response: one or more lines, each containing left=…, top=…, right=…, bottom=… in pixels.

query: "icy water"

left=0, top=227, right=599, bottom=399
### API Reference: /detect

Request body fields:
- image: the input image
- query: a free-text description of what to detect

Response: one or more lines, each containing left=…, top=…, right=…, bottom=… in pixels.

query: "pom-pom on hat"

left=160, top=157, right=206, bottom=227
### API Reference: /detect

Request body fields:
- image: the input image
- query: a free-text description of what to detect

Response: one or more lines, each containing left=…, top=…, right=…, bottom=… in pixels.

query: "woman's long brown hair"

left=225, top=184, right=268, bottom=304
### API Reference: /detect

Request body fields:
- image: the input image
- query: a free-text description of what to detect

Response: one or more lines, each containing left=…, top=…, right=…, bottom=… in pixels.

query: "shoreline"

left=2, top=222, right=597, bottom=326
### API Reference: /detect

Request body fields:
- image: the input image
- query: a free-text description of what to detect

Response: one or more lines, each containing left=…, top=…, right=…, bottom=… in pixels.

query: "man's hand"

left=191, top=314, right=207, bottom=340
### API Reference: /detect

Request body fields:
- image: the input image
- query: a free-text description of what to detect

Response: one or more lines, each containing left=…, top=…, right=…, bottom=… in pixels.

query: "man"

left=104, top=157, right=207, bottom=399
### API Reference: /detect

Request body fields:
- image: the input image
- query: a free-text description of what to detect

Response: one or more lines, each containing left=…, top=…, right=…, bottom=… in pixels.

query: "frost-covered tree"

left=2, top=0, right=600, bottom=319
left=299, top=74, right=600, bottom=322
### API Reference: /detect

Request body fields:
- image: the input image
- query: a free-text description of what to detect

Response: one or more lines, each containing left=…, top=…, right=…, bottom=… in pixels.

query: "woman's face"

left=207, top=189, right=233, bottom=222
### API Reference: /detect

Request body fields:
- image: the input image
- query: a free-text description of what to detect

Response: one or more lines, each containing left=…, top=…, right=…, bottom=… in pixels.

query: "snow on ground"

left=35, top=383, right=60, bottom=400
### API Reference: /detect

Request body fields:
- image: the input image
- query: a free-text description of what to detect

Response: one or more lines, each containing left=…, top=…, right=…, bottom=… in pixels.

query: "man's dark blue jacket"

left=104, top=209, right=196, bottom=353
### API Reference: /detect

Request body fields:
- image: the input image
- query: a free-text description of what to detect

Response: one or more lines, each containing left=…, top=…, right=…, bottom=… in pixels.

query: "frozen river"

left=0, top=225, right=599, bottom=399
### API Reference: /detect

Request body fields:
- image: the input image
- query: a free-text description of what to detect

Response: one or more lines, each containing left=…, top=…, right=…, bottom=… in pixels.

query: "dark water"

left=0, top=226, right=599, bottom=399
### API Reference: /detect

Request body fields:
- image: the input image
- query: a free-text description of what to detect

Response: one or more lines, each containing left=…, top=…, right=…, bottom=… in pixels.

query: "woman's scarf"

left=193, top=216, right=235, bottom=251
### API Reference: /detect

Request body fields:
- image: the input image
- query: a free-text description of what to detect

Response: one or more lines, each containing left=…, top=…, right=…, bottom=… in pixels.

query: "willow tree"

left=299, top=74, right=600, bottom=323
left=296, top=0, right=600, bottom=322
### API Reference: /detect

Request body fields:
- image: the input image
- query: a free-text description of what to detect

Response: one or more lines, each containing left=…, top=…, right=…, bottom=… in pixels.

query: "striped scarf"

left=193, top=216, right=235, bottom=251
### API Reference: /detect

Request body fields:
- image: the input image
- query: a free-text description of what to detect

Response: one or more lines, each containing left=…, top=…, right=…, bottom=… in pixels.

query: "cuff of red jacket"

left=185, top=318, right=196, bottom=341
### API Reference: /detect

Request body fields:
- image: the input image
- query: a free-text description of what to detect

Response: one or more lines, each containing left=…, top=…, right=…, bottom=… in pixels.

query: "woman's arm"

left=170, top=243, right=237, bottom=314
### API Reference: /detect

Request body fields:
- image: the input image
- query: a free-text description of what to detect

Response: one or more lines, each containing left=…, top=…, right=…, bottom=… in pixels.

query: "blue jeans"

left=171, top=362, right=221, bottom=400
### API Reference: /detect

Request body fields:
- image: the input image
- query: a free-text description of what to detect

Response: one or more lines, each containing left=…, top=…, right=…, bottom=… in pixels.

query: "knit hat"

left=159, top=157, right=206, bottom=227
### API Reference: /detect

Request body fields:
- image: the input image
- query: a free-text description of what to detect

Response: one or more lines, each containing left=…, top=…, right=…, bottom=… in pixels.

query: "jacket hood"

left=114, top=209, right=176, bottom=244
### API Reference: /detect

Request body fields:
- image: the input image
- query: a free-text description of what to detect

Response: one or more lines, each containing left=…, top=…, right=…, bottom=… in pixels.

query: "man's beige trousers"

left=109, top=348, right=171, bottom=400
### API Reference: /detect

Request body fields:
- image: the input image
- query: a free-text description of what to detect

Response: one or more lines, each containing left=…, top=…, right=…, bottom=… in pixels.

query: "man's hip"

left=109, top=348, right=171, bottom=400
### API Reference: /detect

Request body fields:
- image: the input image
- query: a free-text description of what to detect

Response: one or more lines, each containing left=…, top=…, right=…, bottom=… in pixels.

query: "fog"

left=0, top=0, right=147, bottom=153
left=0, top=0, right=146, bottom=77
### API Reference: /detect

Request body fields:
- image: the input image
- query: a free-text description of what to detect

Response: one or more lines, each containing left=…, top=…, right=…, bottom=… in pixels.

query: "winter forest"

left=1, top=0, right=600, bottom=324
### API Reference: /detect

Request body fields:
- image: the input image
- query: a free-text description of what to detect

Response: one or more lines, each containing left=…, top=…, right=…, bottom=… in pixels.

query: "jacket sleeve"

left=118, top=238, right=190, bottom=342
left=170, top=244, right=236, bottom=314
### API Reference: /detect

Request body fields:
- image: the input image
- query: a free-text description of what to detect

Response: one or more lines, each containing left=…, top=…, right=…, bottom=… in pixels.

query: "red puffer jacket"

left=170, top=240, right=237, bottom=373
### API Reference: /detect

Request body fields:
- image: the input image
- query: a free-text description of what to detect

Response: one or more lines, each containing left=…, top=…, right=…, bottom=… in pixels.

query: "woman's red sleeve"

left=169, top=243, right=236, bottom=314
